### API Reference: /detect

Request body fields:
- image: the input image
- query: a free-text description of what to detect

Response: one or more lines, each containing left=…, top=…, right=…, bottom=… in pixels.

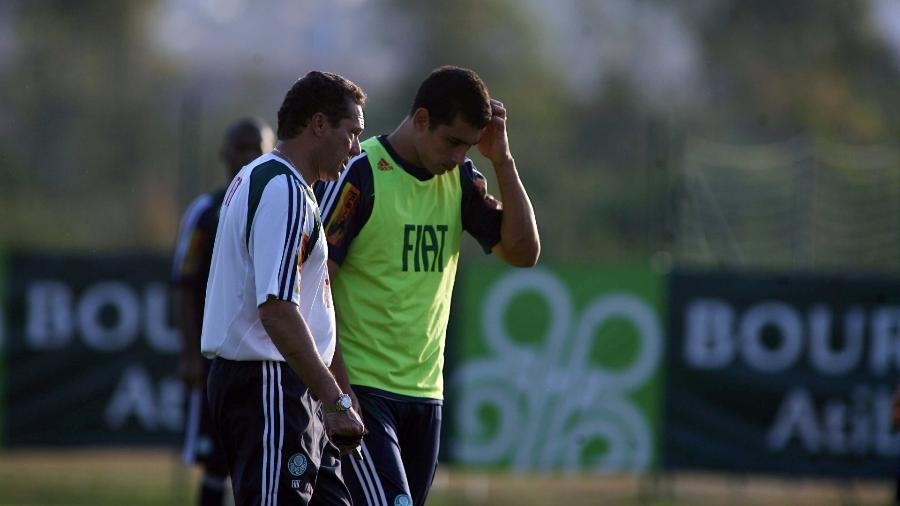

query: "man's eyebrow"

left=448, top=135, right=472, bottom=145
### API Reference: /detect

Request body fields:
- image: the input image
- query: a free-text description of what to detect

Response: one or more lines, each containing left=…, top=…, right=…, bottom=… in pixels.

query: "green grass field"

left=0, top=449, right=893, bottom=506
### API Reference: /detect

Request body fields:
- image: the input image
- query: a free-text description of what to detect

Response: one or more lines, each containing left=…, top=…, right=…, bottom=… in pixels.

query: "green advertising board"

left=448, top=266, right=664, bottom=473
left=665, top=270, right=900, bottom=478
left=4, top=252, right=181, bottom=447
left=0, top=249, right=6, bottom=444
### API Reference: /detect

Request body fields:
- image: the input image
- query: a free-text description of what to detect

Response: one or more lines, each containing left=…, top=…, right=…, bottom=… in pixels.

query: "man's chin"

left=321, top=166, right=343, bottom=181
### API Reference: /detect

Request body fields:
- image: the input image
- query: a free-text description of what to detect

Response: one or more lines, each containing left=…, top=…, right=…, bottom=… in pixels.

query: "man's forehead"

left=346, top=104, right=364, bottom=129
left=439, top=116, right=482, bottom=143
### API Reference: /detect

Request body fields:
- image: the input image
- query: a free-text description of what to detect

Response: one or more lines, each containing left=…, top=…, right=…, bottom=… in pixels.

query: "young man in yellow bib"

left=315, top=66, right=540, bottom=506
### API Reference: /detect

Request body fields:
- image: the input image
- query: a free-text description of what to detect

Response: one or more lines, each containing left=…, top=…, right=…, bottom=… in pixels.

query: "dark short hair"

left=223, top=117, right=270, bottom=149
left=277, top=71, right=366, bottom=140
left=411, top=66, right=491, bottom=130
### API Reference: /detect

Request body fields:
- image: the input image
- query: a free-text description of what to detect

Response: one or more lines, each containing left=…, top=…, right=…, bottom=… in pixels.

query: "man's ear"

left=411, top=108, right=430, bottom=132
left=311, top=112, right=328, bottom=136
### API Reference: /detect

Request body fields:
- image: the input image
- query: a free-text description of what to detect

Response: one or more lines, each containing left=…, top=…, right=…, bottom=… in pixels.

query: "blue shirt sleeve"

left=172, top=192, right=218, bottom=288
left=314, top=157, right=374, bottom=266
left=459, top=159, right=502, bottom=254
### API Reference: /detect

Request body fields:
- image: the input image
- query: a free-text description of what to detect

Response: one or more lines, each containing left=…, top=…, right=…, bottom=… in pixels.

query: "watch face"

left=338, top=394, right=352, bottom=410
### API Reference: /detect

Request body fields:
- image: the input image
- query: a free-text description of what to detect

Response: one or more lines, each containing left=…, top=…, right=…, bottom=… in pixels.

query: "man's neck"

left=274, top=140, right=317, bottom=185
left=386, top=119, right=423, bottom=168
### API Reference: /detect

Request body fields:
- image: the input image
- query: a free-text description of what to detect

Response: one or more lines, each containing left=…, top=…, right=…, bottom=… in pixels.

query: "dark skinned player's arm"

left=174, top=286, right=205, bottom=388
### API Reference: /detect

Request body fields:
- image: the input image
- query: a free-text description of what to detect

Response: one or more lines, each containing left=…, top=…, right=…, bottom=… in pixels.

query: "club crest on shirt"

left=325, top=184, right=360, bottom=247
left=296, top=233, right=310, bottom=279
left=394, top=494, right=412, bottom=506
left=377, top=158, right=393, bottom=171
left=287, top=453, right=308, bottom=476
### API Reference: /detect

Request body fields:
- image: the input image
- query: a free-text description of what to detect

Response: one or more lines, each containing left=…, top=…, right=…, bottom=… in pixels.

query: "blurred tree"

left=671, top=0, right=900, bottom=273
left=1, top=0, right=898, bottom=272
left=690, top=0, right=900, bottom=142
left=1, top=0, right=182, bottom=251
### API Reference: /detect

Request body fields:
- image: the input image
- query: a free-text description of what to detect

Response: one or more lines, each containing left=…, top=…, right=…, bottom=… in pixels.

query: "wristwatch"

left=325, top=393, right=353, bottom=413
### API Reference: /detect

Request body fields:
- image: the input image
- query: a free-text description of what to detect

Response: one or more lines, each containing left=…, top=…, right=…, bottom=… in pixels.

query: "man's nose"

left=450, top=147, right=467, bottom=166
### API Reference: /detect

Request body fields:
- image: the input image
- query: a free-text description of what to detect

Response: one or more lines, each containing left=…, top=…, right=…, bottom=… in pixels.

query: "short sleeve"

left=314, top=158, right=374, bottom=265
left=172, top=194, right=214, bottom=287
left=460, top=160, right=503, bottom=253
left=250, top=175, right=307, bottom=306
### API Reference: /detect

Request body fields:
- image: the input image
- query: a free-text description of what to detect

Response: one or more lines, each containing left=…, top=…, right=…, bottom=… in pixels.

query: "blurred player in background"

left=893, top=385, right=900, bottom=504
left=172, top=117, right=274, bottom=506
left=315, top=65, right=540, bottom=506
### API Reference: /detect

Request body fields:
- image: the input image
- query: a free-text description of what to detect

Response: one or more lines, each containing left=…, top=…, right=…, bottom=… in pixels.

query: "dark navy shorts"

left=182, top=358, right=228, bottom=476
left=207, top=358, right=351, bottom=506
left=341, top=386, right=442, bottom=506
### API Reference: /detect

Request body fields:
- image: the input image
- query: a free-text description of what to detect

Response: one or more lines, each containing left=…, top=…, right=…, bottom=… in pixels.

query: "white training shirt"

left=200, top=153, right=336, bottom=364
